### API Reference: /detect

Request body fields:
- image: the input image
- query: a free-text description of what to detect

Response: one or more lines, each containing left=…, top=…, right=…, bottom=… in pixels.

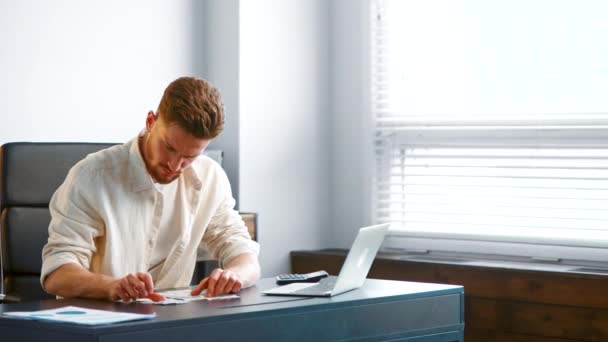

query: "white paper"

left=135, top=289, right=239, bottom=305
left=135, top=298, right=188, bottom=305
left=3, top=306, right=156, bottom=325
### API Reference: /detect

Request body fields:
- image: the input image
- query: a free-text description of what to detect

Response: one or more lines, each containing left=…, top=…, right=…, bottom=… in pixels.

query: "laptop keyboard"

left=291, top=280, right=336, bottom=295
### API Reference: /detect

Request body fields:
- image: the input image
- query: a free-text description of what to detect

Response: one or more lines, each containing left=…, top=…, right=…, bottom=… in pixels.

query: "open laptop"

left=263, top=223, right=390, bottom=297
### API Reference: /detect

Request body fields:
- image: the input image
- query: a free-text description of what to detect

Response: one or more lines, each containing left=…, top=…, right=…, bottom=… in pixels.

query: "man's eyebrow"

left=184, top=152, right=200, bottom=159
left=164, top=140, right=176, bottom=151
left=164, top=138, right=199, bottom=158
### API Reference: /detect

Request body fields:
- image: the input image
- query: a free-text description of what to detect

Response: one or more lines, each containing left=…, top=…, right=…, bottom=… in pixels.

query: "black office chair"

left=0, top=142, right=116, bottom=302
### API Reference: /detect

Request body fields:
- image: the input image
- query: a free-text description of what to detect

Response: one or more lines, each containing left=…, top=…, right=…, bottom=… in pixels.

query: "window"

left=371, top=0, right=608, bottom=263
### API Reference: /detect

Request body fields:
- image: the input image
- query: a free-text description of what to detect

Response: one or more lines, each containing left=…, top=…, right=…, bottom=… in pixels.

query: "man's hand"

left=44, top=264, right=167, bottom=302
left=191, top=268, right=243, bottom=297
left=190, top=253, right=260, bottom=297
left=109, top=272, right=166, bottom=302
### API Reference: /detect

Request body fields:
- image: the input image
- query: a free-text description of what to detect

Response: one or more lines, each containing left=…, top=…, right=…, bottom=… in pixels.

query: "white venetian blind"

left=371, top=0, right=608, bottom=248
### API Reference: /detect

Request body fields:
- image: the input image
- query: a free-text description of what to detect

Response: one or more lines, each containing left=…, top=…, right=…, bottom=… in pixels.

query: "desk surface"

left=0, top=277, right=464, bottom=342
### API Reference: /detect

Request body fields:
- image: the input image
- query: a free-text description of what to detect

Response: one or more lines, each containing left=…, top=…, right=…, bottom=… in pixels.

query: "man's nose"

left=167, top=156, right=183, bottom=172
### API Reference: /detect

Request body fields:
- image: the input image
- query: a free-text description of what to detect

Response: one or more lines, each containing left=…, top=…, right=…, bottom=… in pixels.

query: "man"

left=41, top=77, right=260, bottom=302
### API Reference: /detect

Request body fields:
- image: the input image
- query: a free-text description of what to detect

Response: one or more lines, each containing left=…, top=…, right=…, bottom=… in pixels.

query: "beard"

left=139, top=135, right=181, bottom=184
left=150, top=165, right=181, bottom=184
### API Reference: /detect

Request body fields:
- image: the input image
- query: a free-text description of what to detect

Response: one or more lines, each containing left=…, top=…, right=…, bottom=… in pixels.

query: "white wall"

left=239, top=0, right=331, bottom=277
left=201, top=0, right=241, bottom=206
left=329, top=0, right=374, bottom=247
left=0, top=0, right=201, bottom=144
left=0, top=0, right=335, bottom=278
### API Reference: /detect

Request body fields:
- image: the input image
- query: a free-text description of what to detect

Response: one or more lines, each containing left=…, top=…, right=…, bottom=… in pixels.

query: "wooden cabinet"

left=291, top=249, right=608, bottom=342
left=240, top=212, right=257, bottom=241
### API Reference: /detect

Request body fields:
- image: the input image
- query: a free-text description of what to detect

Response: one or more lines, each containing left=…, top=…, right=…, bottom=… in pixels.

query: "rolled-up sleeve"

left=41, top=165, right=104, bottom=288
left=202, top=172, right=259, bottom=266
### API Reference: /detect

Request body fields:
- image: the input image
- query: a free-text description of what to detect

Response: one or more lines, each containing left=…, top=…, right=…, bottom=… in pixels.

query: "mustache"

left=162, top=165, right=183, bottom=174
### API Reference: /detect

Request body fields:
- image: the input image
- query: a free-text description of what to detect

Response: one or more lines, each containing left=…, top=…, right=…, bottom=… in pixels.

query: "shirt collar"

left=128, top=135, right=156, bottom=192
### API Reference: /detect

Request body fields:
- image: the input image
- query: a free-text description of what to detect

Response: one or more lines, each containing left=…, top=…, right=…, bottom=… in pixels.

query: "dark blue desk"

left=0, top=278, right=464, bottom=341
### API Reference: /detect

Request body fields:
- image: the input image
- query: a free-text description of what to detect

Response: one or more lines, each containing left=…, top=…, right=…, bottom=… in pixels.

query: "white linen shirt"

left=41, top=137, right=259, bottom=290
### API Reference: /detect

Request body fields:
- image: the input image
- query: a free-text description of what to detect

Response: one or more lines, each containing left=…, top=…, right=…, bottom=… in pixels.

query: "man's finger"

left=146, top=292, right=166, bottom=302
left=136, top=272, right=154, bottom=295
left=205, top=269, right=223, bottom=297
left=230, top=281, right=242, bottom=294
left=121, top=278, right=138, bottom=299
left=191, top=277, right=208, bottom=296
left=118, top=286, right=131, bottom=302
left=126, top=274, right=146, bottom=297
left=214, top=273, right=231, bottom=296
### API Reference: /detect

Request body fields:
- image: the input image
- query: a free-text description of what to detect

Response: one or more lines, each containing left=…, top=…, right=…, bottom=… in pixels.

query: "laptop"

left=263, top=223, right=390, bottom=297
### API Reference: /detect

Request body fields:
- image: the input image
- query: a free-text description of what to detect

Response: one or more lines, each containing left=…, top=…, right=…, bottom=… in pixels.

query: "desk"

left=0, top=278, right=464, bottom=341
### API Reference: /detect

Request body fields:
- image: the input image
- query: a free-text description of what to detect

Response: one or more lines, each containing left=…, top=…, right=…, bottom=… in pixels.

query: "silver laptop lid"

left=330, top=223, right=390, bottom=295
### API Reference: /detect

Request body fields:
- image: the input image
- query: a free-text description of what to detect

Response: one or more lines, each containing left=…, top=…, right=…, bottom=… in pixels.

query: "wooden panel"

left=291, top=251, right=344, bottom=274
left=291, top=250, right=608, bottom=342
left=239, top=212, right=257, bottom=241
left=291, top=250, right=608, bottom=309
left=465, top=330, right=577, bottom=342
left=373, top=261, right=608, bottom=309
left=467, top=297, right=608, bottom=341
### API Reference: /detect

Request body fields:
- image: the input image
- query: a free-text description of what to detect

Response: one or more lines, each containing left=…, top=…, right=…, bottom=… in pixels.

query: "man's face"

left=141, top=112, right=211, bottom=184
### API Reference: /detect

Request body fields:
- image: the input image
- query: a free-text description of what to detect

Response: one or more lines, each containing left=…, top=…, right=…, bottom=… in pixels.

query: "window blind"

left=371, top=0, right=608, bottom=251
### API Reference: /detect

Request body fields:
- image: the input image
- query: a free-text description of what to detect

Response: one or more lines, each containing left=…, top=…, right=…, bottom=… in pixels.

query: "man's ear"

left=146, top=111, right=158, bottom=131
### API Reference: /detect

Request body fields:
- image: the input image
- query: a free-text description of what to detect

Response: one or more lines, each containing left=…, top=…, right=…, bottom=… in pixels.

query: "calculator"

left=275, top=270, right=329, bottom=285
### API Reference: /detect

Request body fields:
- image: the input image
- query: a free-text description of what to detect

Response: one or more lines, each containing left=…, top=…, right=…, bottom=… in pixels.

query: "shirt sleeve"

left=40, top=163, right=105, bottom=288
left=202, top=169, right=260, bottom=267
